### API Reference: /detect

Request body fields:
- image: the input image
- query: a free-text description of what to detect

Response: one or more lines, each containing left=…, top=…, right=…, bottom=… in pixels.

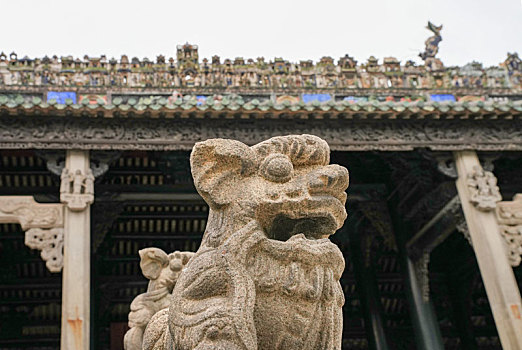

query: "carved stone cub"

left=140, top=134, right=349, bottom=350
left=124, top=248, right=195, bottom=350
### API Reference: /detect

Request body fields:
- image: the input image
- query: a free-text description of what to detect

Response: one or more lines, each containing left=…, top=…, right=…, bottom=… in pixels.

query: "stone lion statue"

left=125, top=134, right=349, bottom=350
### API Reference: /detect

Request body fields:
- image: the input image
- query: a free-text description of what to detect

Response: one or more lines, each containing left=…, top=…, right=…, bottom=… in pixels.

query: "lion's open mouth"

left=265, top=214, right=338, bottom=241
left=257, top=195, right=346, bottom=243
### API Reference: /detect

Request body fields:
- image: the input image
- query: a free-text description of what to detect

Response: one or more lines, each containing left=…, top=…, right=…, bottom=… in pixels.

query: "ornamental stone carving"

left=124, top=248, right=195, bottom=350
left=0, top=196, right=64, bottom=229
left=129, top=134, right=349, bottom=350
left=496, top=194, right=522, bottom=266
left=25, top=228, right=64, bottom=272
left=60, top=168, right=94, bottom=211
left=466, top=165, right=502, bottom=211
left=0, top=196, right=65, bottom=272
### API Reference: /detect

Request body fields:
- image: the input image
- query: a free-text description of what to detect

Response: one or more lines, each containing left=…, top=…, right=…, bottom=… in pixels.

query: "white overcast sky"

left=1, top=0, right=521, bottom=67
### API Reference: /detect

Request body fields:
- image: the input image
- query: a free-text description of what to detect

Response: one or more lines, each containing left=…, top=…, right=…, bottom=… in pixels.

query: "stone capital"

left=60, top=167, right=94, bottom=211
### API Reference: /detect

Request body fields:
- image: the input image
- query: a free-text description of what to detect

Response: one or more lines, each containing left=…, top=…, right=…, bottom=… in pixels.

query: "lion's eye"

left=260, top=154, right=293, bottom=183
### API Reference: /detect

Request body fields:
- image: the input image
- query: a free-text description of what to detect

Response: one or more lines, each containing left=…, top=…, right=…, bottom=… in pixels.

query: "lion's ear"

left=190, top=139, right=257, bottom=208
left=139, top=248, right=169, bottom=280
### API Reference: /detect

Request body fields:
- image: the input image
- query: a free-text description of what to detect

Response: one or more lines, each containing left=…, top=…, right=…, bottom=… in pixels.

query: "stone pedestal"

left=454, top=151, right=522, bottom=349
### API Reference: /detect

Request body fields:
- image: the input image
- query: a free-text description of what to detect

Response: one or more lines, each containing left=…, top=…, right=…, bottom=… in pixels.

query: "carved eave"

left=1, top=104, right=521, bottom=151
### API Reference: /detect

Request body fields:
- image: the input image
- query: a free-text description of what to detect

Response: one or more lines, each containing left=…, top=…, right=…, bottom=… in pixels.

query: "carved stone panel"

left=0, top=196, right=64, bottom=229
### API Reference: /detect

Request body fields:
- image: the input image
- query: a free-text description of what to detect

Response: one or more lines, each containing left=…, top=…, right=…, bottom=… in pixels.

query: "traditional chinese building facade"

left=0, top=24, right=521, bottom=350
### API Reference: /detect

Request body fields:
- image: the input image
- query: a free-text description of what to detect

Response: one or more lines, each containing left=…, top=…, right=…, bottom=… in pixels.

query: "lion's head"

left=190, top=134, right=349, bottom=248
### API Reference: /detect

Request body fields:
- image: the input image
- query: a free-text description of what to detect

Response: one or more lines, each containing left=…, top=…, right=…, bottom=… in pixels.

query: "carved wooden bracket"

left=466, top=165, right=502, bottom=211
left=463, top=166, right=522, bottom=266
left=496, top=194, right=522, bottom=267
left=0, top=196, right=65, bottom=272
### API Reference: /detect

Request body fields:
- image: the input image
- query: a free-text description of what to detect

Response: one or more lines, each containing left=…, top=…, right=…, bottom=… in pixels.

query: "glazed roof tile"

left=0, top=94, right=521, bottom=119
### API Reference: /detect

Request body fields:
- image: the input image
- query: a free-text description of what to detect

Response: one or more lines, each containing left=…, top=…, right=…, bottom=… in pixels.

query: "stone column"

left=60, top=150, right=94, bottom=350
left=454, top=150, right=522, bottom=349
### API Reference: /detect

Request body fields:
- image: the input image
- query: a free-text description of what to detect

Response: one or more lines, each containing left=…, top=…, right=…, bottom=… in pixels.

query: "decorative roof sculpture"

left=0, top=22, right=520, bottom=92
left=419, top=21, right=444, bottom=71
left=0, top=22, right=520, bottom=112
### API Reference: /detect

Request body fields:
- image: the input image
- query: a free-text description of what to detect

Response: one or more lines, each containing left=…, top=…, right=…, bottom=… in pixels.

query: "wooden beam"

left=406, top=196, right=460, bottom=261
left=454, top=150, right=522, bottom=349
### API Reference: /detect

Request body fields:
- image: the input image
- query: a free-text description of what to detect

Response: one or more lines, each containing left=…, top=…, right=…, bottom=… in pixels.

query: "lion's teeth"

left=288, top=233, right=306, bottom=241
